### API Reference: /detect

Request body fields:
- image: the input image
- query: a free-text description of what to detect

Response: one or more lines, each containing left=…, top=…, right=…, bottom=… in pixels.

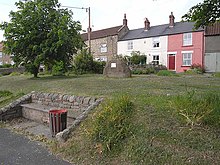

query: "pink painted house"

left=167, top=14, right=204, bottom=72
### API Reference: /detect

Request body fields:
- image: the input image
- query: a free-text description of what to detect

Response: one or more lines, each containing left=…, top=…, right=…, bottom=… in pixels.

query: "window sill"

left=182, top=44, right=193, bottom=47
left=181, top=65, right=191, bottom=67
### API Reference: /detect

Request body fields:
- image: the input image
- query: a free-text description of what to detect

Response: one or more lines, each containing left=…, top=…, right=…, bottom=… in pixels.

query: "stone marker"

left=103, top=58, right=131, bottom=78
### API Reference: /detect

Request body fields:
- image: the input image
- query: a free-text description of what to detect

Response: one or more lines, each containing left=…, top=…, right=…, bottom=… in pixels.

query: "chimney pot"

left=144, top=18, right=150, bottom=30
left=123, top=13, right=127, bottom=26
left=169, top=12, right=175, bottom=27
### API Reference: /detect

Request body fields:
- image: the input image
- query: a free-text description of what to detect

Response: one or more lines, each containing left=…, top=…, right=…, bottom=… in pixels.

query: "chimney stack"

left=123, top=13, right=127, bottom=26
left=144, top=18, right=150, bottom=31
left=169, top=12, right=175, bottom=27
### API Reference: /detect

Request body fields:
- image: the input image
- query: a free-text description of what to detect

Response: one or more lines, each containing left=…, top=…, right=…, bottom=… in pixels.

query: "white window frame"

left=182, top=52, right=192, bottom=66
left=183, top=33, right=192, bottom=46
left=152, top=55, right=159, bottom=65
left=152, top=37, right=160, bottom=48
left=100, top=44, right=107, bottom=53
left=127, top=41, right=133, bottom=50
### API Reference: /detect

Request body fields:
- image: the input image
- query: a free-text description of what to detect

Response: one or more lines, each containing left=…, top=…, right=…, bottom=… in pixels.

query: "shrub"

left=157, top=70, right=175, bottom=76
left=170, top=91, right=220, bottom=126
left=89, top=95, right=134, bottom=154
left=190, top=63, right=205, bottom=74
left=92, top=61, right=106, bottom=74
left=52, top=61, right=65, bottom=76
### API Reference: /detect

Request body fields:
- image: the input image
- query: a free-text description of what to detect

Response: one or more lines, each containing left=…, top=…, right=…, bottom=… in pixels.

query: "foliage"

left=0, top=0, right=83, bottom=77
left=190, top=63, right=205, bottom=74
left=131, top=65, right=167, bottom=75
left=125, top=51, right=146, bottom=65
left=92, top=61, right=106, bottom=74
left=0, top=90, right=12, bottom=98
left=0, top=64, right=12, bottom=68
left=157, top=70, right=176, bottom=76
left=9, top=72, right=21, bottom=76
left=182, top=0, right=220, bottom=29
left=89, top=95, right=134, bottom=154
left=52, top=61, right=65, bottom=76
left=73, top=49, right=106, bottom=74
left=170, top=91, right=220, bottom=126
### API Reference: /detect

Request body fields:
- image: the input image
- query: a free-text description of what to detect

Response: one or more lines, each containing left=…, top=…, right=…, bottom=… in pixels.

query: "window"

left=152, top=37, right=160, bottom=48
left=100, top=44, right=107, bottom=53
left=0, top=52, right=2, bottom=58
left=152, top=55, right=159, bottom=65
left=182, top=53, right=192, bottom=66
left=183, top=33, right=192, bottom=46
left=127, top=41, right=133, bottom=50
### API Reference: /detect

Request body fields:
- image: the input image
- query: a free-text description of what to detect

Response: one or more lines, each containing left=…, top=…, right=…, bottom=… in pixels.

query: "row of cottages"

left=81, top=14, right=129, bottom=61
left=82, top=12, right=220, bottom=73
left=118, top=12, right=204, bottom=73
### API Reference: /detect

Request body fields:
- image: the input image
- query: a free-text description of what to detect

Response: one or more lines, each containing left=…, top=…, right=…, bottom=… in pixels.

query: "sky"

left=0, top=0, right=204, bottom=41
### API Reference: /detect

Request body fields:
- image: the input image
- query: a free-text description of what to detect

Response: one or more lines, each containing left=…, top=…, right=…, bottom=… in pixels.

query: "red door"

left=168, top=55, right=175, bottom=70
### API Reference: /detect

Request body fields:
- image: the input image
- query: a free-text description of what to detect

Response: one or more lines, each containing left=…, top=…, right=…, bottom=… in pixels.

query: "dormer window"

left=153, top=37, right=160, bottom=48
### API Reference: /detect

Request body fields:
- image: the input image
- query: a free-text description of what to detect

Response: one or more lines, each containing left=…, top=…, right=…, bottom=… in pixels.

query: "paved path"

left=0, top=128, right=72, bottom=165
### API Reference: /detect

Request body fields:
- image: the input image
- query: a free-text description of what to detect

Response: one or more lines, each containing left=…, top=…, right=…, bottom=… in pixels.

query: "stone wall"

left=31, top=92, right=98, bottom=111
left=0, top=94, right=31, bottom=121
left=0, top=67, right=25, bottom=75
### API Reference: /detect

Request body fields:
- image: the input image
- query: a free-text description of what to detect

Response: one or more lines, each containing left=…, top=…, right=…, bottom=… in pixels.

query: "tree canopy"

left=182, top=0, right=220, bottom=29
left=0, top=0, right=83, bottom=77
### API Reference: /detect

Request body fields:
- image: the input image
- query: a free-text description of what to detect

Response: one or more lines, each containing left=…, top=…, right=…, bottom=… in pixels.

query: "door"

left=168, top=55, right=175, bottom=70
left=205, top=53, right=220, bottom=72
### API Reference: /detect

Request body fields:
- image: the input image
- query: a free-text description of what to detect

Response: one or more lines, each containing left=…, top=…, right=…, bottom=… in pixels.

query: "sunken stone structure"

left=0, top=91, right=103, bottom=142
left=103, top=58, right=131, bottom=78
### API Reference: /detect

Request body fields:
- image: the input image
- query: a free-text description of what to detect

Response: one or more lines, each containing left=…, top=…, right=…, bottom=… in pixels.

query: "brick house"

left=0, top=42, right=13, bottom=66
left=204, top=22, right=220, bottom=72
left=81, top=14, right=129, bottom=61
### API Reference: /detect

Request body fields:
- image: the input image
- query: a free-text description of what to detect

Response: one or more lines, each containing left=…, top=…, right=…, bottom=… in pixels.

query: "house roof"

left=81, top=25, right=123, bottom=41
left=205, top=22, right=220, bottom=36
left=119, top=22, right=204, bottom=41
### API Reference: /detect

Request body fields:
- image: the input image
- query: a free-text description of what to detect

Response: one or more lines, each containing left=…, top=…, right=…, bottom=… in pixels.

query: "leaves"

left=0, top=0, right=83, bottom=77
left=182, top=0, right=220, bottom=29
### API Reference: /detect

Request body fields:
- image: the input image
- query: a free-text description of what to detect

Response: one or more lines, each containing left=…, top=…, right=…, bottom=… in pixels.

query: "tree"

left=182, top=0, right=220, bottom=29
left=0, top=0, right=83, bottom=77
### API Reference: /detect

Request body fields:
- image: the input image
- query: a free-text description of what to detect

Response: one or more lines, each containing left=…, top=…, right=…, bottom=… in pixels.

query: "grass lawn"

left=1, top=73, right=220, bottom=164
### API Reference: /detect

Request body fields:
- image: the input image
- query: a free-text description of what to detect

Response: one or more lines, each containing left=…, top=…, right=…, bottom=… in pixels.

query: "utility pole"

left=61, top=6, right=91, bottom=54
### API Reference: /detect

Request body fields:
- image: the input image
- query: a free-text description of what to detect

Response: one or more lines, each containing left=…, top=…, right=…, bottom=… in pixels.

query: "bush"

left=190, top=63, right=205, bottom=74
left=92, top=61, right=106, bottom=74
left=89, top=95, right=134, bottom=154
left=157, top=70, right=175, bottom=76
left=170, top=91, right=220, bottom=126
left=0, top=64, right=12, bottom=68
left=52, top=61, right=65, bottom=76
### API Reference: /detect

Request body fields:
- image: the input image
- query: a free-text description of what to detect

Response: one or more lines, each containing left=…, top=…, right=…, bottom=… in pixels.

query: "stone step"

left=21, top=103, right=75, bottom=127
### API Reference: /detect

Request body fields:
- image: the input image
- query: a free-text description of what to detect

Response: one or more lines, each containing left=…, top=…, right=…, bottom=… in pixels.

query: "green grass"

left=1, top=73, right=220, bottom=164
